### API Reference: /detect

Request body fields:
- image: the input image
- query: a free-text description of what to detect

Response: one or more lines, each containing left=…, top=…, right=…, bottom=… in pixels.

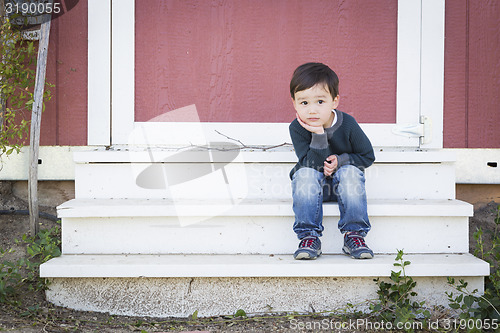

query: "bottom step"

left=41, top=253, right=488, bottom=278
left=41, top=254, right=488, bottom=317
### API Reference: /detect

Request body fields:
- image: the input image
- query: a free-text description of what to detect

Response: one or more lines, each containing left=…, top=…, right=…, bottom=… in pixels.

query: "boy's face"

left=292, top=84, right=339, bottom=128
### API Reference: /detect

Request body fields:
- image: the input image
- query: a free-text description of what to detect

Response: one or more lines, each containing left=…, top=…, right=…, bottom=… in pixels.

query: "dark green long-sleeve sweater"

left=289, top=110, right=375, bottom=179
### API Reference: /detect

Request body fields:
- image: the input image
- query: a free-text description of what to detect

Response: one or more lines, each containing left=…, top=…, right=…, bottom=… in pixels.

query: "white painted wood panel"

left=420, top=0, right=445, bottom=148
left=61, top=215, right=468, bottom=255
left=58, top=198, right=471, bottom=255
left=111, top=0, right=134, bottom=145
left=87, top=0, right=110, bottom=146
left=74, top=162, right=456, bottom=200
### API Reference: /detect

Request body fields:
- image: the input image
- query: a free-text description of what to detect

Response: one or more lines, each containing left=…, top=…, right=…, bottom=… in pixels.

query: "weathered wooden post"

left=28, top=11, right=52, bottom=236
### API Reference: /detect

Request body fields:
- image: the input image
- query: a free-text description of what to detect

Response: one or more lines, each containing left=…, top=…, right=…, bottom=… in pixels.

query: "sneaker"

left=294, top=236, right=322, bottom=260
left=342, top=231, right=374, bottom=259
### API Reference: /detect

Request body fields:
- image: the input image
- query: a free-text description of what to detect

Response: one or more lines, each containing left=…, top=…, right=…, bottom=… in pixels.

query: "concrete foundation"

left=46, top=276, right=483, bottom=318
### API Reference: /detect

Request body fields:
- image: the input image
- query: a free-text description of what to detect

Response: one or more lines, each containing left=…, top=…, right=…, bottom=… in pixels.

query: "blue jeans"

left=292, top=166, right=370, bottom=239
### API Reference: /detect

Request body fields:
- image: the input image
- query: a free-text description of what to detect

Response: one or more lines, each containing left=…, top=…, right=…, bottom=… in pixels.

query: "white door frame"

left=88, top=0, right=444, bottom=149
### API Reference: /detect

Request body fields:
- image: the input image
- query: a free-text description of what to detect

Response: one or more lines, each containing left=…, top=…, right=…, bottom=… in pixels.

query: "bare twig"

left=214, top=130, right=292, bottom=151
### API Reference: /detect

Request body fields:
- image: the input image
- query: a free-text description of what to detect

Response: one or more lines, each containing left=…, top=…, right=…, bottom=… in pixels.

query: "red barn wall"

left=37, top=0, right=499, bottom=148
left=38, top=0, right=88, bottom=146
left=134, top=0, right=398, bottom=124
left=444, top=0, right=500, bottom=148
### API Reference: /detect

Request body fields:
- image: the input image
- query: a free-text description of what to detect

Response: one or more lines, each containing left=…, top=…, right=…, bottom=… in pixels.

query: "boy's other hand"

left=324, top=155, right=338, bottom=177
left=296, top=113, right=325, bottom=134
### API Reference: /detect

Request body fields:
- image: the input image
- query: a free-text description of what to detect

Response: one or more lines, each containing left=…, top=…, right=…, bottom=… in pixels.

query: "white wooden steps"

left=40, top=148, right=488, bottom=317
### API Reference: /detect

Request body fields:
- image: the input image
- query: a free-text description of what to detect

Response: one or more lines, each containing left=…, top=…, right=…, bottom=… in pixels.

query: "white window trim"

left=88, top=0, right=444, bottom=149
left=87, top=0, right=111, bottom=145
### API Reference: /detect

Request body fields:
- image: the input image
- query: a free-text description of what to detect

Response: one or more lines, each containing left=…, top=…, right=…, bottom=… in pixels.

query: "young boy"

left=289, top=62, right=375, bottom=260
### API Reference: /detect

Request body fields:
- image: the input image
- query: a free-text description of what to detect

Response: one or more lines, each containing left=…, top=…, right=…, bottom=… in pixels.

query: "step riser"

left=61, top=216, right=469, bottom=254
left=75, top=163, right=455, bottom=200
left=45, top=276, right=483, bottom=318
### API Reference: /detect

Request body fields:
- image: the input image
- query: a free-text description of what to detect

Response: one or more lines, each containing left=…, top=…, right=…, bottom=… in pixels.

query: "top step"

left=74, top=148, right=457, bottom=200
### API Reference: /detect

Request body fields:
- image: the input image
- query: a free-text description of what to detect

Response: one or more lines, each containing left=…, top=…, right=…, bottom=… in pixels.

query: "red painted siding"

left=135, top=0, right=398, bottom=124
left=38, top=0, right=88, bottom=146
left=34, top=0, right=499, bottom=148
left=444, top=0, right=500, bottom=148
left=443, top=0, right=468, bottom=148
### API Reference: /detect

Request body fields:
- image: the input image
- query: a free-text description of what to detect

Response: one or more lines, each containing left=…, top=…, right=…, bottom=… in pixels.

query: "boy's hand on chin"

left=296, top=113, right=324, bottom=134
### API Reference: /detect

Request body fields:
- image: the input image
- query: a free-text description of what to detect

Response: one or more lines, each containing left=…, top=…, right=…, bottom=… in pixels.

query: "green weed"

left=0, top=225, right=61, bottom=304
left=448, top=204, right=500, bottom=323
left=369, top=249, right=431, bottom=331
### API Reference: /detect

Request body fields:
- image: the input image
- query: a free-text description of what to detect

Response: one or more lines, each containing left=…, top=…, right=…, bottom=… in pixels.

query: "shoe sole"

left=294, top=250, right=322, bottom=260
left=342, top=247, right=374, bottom=259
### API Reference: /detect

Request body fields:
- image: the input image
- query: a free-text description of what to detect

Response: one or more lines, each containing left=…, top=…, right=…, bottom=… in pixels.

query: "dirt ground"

left=0, top=181, right=498, bottom=332
left=468, top=201, right=500, bottom=254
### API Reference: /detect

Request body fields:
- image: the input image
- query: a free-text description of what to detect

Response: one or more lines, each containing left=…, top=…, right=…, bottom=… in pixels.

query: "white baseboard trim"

left=1, top=146, right=498, bottom=184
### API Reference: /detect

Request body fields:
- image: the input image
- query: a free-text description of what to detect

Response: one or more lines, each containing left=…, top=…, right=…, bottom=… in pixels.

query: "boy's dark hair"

left=290, top=62, right=339, bottom=100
